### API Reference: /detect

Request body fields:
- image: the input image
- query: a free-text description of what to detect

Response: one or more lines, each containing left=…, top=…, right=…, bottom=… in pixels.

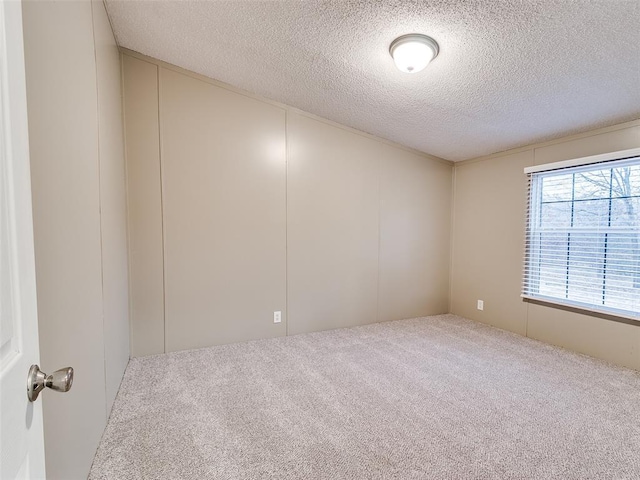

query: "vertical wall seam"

left=120, top=53, right=134, bottom=360
left=376, top=152, right=382, bottom=323
left=284, top=110, right=289, bottom=337
left=448, top=165, right=456, bottom=314
left=89, top=0, right=109, bottom=422
left=157, top=65, right=167, bottom=353
left=525, top=148, right=537, bottom=337
left=101, top=0, right=119, bottom=47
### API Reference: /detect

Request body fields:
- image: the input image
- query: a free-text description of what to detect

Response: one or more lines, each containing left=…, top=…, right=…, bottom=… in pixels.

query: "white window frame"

left=522, top=147, right=640, bottom=322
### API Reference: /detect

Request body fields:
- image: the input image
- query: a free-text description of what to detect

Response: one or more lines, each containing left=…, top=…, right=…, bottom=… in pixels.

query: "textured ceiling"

left=105, top=0, right=640, bottom=161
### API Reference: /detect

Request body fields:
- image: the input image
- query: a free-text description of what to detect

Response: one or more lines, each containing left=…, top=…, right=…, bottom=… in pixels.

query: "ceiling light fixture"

left=389, top=34, right=439, bottom=74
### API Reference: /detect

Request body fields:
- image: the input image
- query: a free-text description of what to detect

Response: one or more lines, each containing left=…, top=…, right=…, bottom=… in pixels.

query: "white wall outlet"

left=273, top=311, right=282, bottom=323
left=477, top=300, right=484, bottom=311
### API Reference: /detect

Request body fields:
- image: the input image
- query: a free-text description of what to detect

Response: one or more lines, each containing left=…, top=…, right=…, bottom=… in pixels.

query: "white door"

left=0, top=0, right=46, bottom=478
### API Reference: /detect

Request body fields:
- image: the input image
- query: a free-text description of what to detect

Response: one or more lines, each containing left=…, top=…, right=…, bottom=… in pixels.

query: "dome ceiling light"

left=389, top=34, right=439, bottom=74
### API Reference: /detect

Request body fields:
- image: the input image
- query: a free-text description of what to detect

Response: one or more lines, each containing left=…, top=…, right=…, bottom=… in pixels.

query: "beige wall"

left=123, top=52, right=453, bottom=355
left=23, top=1, right=129, bottom=478
left=287, top=113, right=380, bottom=334
left=451, top=121, right=640, bottom=370
left=161, top=67, right=287, bottom=351
left=92, top=0, right=129, bottom=415
left=122, top=56, right=165, bottom=356
left=379, top=144, right=452, bottom=322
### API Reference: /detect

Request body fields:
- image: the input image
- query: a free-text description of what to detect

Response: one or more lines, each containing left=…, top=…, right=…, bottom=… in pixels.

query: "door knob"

left=27, top=364, right=74, bottom=402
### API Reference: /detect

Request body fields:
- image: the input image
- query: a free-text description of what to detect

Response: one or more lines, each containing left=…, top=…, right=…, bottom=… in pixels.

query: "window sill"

left=521, top=294, right=640, bottom=326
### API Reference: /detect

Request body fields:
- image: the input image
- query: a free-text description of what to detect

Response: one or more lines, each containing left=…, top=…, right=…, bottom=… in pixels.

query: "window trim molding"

left=522, top=296, right=640, bottom=326
left=521, top=294, right=640, bottom=324
left=524, top=147, right=640, bottom=175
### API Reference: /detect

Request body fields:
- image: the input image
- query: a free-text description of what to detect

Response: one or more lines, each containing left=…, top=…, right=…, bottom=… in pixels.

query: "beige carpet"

left=89, top=314, right=640, bottom=479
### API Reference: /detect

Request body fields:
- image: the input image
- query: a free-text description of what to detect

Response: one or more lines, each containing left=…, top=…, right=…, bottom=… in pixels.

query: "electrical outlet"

left=477, top=300, right=484, bottom=311
left=273, top=311, right=282, bottom=323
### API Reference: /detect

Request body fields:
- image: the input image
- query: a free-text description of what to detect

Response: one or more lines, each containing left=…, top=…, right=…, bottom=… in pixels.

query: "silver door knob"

left=27, top=364, right=74, bottom=402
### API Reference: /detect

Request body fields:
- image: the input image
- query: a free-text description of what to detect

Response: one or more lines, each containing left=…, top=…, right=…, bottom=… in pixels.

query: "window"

left=523, top=149, right=640, bottom=320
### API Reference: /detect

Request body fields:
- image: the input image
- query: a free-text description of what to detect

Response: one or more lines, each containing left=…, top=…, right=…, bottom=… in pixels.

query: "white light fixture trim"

left=389, top=34, right=439, bottom=74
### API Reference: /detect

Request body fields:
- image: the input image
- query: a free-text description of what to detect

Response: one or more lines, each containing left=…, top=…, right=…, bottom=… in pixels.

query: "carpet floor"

left=89, top=314, right=640, bottom=479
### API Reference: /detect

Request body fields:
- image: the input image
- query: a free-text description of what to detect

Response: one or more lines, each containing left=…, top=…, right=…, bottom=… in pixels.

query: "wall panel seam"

left=525, top=149, right=534, bottom=338
left=157, top=66, right=167, bottom=353
left=376, top=153, right=382, bottom=322
left=101, top=0, right=118, bottom=47
left=89, top=0, right=109, bottom=421
left=285, top=110, right=289, bottom=337
left=119, top=54, right=134, bottom=360
left=448, top=166, right=456, bottom=314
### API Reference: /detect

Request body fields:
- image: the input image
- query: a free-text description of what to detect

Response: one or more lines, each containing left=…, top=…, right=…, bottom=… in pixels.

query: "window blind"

left=522, top=151, right=640, bottom=321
